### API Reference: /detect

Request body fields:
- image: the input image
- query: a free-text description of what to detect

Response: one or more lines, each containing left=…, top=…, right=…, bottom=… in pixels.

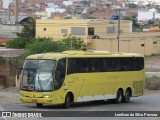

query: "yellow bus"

left=20, top=50, right=145, bottom=108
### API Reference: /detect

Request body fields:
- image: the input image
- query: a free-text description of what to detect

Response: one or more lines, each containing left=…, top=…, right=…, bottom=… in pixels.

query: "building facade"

left=87, top=32, right=160, bottom=56
left=138, top=9, right=160, bottom=22
left=36, top=19, right=132, bottom=43
left=36, top=18, right=160, bottom=56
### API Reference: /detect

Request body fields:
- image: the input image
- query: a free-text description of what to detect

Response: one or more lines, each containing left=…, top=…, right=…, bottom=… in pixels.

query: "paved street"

left=0, top=88, right=160, bottom=120
left=2, top=93, right=160, bottom=111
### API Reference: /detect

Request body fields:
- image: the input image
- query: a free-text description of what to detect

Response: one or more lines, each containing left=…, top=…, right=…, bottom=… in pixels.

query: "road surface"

left=0, top=88, right=160, bottom=120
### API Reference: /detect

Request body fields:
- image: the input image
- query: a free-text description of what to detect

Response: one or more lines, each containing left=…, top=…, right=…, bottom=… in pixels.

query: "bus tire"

left=123, top=89, right=131, bottom=103
left=36, top=103, right=43, bottom=107
left=115, top=89, right=123, bottom=104
left=64, top=93, right=71, bottom=108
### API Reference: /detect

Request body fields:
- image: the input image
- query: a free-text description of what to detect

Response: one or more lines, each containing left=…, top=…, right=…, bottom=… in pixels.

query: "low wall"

left=0, top=24, right=23, bottom=38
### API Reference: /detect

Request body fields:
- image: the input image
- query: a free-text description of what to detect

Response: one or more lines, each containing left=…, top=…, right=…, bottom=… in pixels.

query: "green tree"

left=81, top=1, right=91, bottom=6
left=122, top=16, right=131, bottom=20
left=16, top=18, right=35, bottom=41
left=62, top=35, right=85, bottom=50
left=32, top=37, right=53, bottom=42
left=147, top=3, right=151, bottom=8
left=25, top=36, right=85, bottom=55
left=65, top=16, right=72, bottom=19
left=127, top=3, right=137, bottom=8
left=6, top=38, right=28, bottom=48
left=148, top=19, right=155, bottom=25
left=87, top=16, right=96, bottom=19
left=131, top=16, right=140, bottom=28
left=26, top=40, right=68, bottom=55
left=122, top=16, right=140, bottom=32
left=6, top=18, right=36, bottom=49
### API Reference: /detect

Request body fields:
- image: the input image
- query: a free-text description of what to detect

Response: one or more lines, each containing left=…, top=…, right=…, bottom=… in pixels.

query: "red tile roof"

left=0, top=38, right=9, bottom=43
left=91, top=12, right=113, bottom=19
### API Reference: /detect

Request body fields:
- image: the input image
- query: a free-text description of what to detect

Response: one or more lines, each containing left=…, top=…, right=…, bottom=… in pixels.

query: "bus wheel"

left=115, top=90, right=123, bottom=104
left=123, top=89, right=131, bottom=103
left=36, top=103, right=43, bottom=107
left=64, top=93, right=71, bottom=108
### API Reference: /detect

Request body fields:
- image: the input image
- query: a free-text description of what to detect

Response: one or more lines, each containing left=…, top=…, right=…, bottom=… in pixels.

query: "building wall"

left=36, top=19, right=132, bottom=43
left=155, top=13, right=160, bottom=19
left=36, top=19, right=160, bottom=56
left=87, top=32, right=160, bottom=56
left=138, top=10, right=154, bottom=22
left=45, top=8, right=66, bottom=17
left=63, top=1, right=73, bottom=6
left=138, top=8, right=160, bottom=22
left=0, top=24, right=23, bottom=38
left=35, top=11, right=47, bottom=18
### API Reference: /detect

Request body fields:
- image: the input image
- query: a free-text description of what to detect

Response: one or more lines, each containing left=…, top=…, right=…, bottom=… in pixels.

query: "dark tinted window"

left=130, top=57, right=144, bottom=71
left=88, top=27, right=94, bottom=35
left=67, top=59, right=79, bottom=74
left=67, top=57, right=144, bottom=74
left=54, top=58, right=66, bottom=90
left=121, top=58, right=131, bottom=71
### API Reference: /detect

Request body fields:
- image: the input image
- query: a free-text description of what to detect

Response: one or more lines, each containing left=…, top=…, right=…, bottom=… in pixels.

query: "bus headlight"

left=42, top=95, right=52, bottom=98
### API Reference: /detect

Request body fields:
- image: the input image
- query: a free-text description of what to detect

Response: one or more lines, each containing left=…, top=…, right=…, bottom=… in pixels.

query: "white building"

left=138, top=8, right=160, bottom=22
left=63, top=0, right=73, bottom=6
left=35, top=11, right=48, bottom=18
left=20, top=0, right=25, bottom=2
left=3, top=0, right=13, bottom=8
left=46, top=8, right=66, bottom=18
left=46, top=3, right=58, bottom=8
left=82, top=9, right=87, bottom=14
left=155, top=13, right=160, bottom=19
left=45, top=3, right=66, bottom=18
left=128, top=0, right=138, bottom=4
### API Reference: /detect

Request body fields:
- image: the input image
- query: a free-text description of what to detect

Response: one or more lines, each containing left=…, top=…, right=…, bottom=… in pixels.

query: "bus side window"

left=100, top=58, right=107, bottom=72
left=131, top=57, right=144, bottom=71
left=122, top=58, right=131, bottom=71
left=79, top=59, right=90, bottom=73
left=67, top=58, right=79, bottom=74
left=67, top=59, right=72, bottom=74
left=132, top=58, right=137, bottom=71
left=137, top=58, right=144, bottom=70
left=90, top=58, right=100, bottom=72
left=55, top=58, right=66, bottom=90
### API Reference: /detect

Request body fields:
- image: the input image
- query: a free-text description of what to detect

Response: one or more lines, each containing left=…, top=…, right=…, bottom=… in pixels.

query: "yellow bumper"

left=20, top=96, right=53, bottom=104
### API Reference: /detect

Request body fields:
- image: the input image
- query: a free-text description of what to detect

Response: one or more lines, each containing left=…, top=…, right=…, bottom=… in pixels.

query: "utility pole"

left=15, top=0, right=18, bottom=24
left=8, top=4, right=10, bottom=22
left=117, top=9, right=120, bottom=52
left=15, top=0, right=19, bottom=32
left=71, top=39, right=73, bottom=50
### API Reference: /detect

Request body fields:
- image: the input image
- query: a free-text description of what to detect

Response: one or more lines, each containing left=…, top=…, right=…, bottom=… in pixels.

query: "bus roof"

left=26, top=50, right=144, bottom=60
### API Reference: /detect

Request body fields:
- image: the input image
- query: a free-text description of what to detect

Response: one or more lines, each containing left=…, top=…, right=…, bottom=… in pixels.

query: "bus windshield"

left=20, top=60, right=56, bottom=91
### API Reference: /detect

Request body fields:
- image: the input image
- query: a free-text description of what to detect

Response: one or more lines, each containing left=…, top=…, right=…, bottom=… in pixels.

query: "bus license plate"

left=32, top=99, right=37, bottom=103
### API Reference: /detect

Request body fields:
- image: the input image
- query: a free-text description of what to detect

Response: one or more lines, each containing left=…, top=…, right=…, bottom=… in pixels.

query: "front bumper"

left=20, top=96, right=53, bottom=104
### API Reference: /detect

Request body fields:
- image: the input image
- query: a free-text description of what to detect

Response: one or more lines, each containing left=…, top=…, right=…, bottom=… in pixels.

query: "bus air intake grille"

left=133, top=81, right=143, bottom=95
